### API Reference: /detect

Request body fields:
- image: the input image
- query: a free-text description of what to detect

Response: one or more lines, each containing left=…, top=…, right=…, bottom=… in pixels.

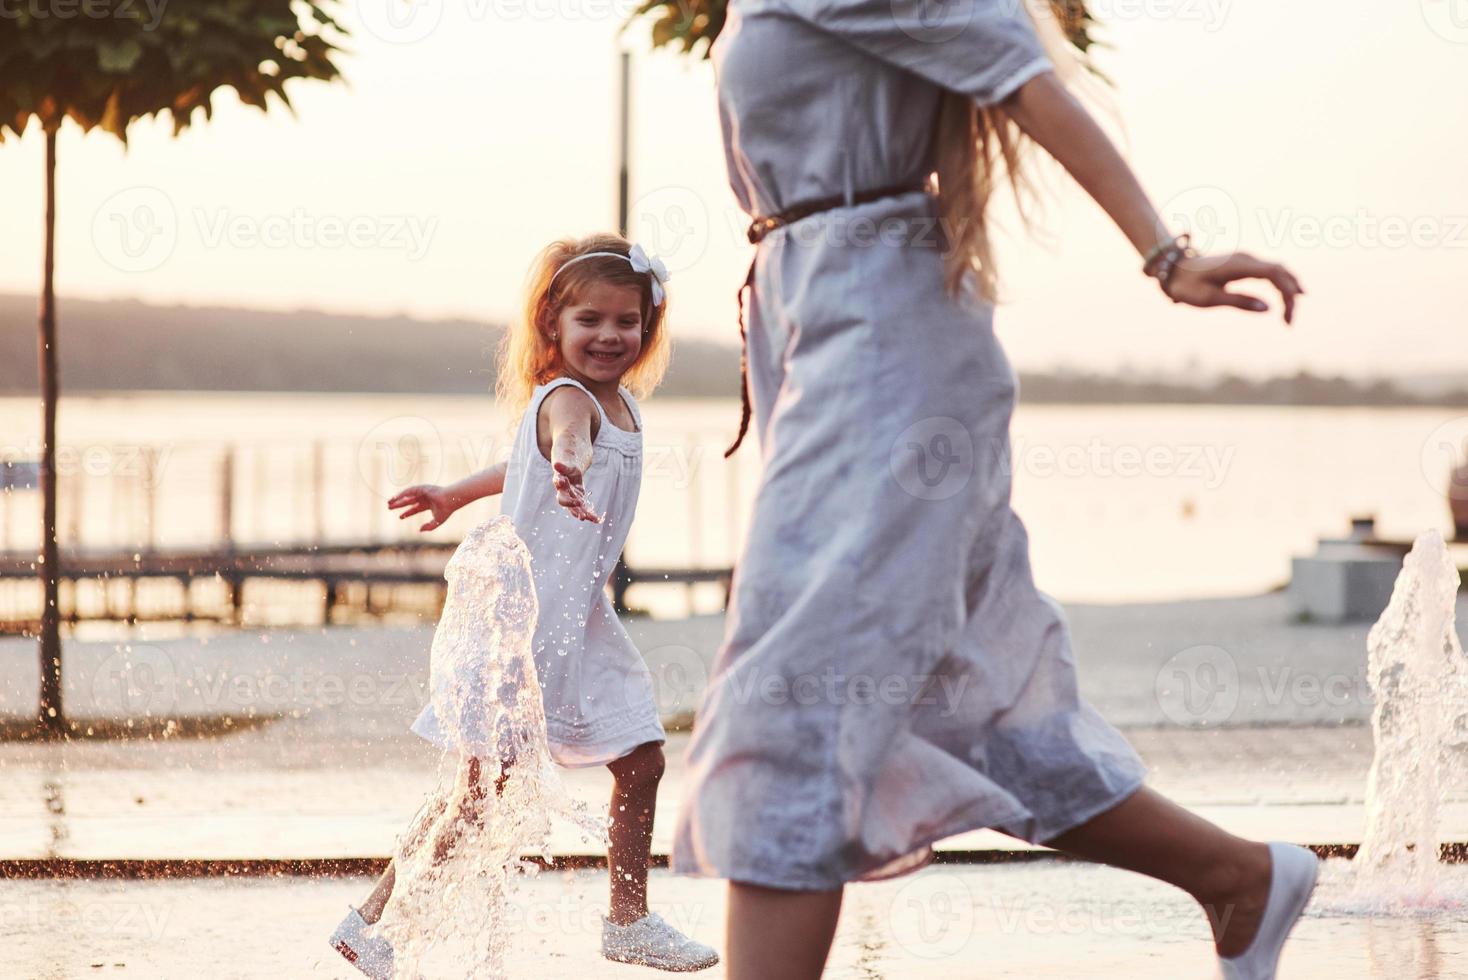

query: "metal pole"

left=612, top=48, right=633, bottom=608
left=618, top=50, right=631, bottom=237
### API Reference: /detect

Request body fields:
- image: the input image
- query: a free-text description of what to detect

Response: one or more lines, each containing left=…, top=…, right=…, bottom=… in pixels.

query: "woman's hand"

left=1162, top=252, right=1305, bottom=325
left=388, top=484, right=457, bottom=532
left=552, top=461, right=602, bottom=524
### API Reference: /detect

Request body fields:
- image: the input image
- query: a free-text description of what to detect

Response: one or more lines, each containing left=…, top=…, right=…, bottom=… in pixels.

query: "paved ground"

left=8, top=862, right=1468, bottom=979
left=1, top=592, right=1467, bottom=861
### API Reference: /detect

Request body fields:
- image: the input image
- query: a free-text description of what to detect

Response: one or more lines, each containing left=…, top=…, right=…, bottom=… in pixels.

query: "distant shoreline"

left=4, top=293, right=1466, bottom=407
left=2, top=385, right=1465, bottom=408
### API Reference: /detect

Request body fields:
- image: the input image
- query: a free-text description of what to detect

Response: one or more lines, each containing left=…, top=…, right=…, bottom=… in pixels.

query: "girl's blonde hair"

left=935, top=0, right=1110, bottom=301
left=495, top=233, right=671, bottom=422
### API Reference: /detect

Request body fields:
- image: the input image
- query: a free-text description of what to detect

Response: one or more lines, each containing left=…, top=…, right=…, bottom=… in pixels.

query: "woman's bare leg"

left=727, top=882, right=843, bottom=980
left=605, top=741, right=665, bottom=925
left=1042, top=785, right=1273, bottom=957
left=357, top=755, right=512, bottom=925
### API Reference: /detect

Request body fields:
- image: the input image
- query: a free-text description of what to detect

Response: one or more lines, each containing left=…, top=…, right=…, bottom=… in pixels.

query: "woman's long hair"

left=935, top=0, right=1111, bottom=301
left=496, top=233, right=671, bottom=423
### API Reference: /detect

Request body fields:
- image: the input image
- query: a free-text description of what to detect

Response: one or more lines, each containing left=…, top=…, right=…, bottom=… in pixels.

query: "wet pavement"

left=6, top=725, right=1468, bottom=862
left=8, top=861, right=1468, bottom=979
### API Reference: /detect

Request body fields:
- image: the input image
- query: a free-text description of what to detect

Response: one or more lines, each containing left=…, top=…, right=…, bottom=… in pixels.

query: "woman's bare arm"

left=1002, top=71, right=1303, bottom=323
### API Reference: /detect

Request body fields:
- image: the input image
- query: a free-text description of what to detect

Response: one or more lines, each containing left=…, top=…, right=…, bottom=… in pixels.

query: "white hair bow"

left=627, top=243, right=670, bottom=306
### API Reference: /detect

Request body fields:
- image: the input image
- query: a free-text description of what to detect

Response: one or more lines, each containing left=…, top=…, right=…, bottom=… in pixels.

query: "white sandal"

left=329, top=905, right=395, bottom=980
left=1217, top=842, right=1319, bottom=980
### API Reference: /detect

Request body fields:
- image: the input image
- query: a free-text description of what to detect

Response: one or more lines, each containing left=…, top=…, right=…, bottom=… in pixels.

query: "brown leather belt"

left=727, top=181, right=933, bottom=457
left=744, top=180, right=932, bottom=244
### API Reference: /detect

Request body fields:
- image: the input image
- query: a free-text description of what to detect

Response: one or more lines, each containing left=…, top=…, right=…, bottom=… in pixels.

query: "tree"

left=0, top=1, right=347, bottom=737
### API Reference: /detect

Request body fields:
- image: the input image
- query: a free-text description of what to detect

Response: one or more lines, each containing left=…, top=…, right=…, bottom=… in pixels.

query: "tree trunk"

left=37, top=127, right=64, bottom=738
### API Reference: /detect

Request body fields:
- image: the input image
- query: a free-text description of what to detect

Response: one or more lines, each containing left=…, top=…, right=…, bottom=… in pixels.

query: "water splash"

left=1347, top=529, right=1468, bottom=909
left=375, top=517, right=607, bottom=978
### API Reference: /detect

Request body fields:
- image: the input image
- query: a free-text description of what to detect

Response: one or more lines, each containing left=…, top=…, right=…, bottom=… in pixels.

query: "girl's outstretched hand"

left=1163, top=252, right=1305, bottom=325
left=552, top=461, right=602, bottom=524
left=388, top=484, right=456, bottom=532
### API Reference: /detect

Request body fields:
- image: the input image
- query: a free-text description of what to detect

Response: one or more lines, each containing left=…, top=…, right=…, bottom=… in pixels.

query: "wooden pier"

left=0, top=541, right=732, bottom=629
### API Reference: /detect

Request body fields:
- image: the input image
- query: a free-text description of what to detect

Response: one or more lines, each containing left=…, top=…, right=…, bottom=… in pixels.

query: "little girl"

left=330, top=234, right=718, bottom=976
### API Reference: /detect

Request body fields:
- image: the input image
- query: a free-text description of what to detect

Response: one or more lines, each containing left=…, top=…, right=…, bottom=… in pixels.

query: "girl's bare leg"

left=357, top=755, right=512, bottom=925
left=1041, top=785, right=1273, bottom=958
left=605, top=741, right=665, bottom=925
left=727, top=882, right=842, bottom=980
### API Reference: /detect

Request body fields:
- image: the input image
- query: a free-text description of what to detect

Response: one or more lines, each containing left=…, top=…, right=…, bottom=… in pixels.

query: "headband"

left=547, top=242, right=670, bottom=306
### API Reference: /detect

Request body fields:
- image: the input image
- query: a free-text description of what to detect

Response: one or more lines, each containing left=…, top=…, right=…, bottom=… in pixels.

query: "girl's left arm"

left=1002, top=71, right=1304, bottom=323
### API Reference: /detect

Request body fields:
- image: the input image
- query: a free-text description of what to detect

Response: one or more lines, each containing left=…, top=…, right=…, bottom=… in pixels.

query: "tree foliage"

left=0, top=0, right=346, bottom=143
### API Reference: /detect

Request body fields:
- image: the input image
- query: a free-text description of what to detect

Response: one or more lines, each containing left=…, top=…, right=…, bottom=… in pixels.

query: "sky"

left=1, top=0, right=1465, bottom=380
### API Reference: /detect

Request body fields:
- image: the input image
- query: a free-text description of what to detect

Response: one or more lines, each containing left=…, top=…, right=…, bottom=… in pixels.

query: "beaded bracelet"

left=1142, top=232, right=1198, bottom=297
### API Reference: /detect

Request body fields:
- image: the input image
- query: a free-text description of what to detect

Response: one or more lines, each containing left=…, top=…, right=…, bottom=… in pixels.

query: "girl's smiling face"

left=555, top=280, right=645, bottom=387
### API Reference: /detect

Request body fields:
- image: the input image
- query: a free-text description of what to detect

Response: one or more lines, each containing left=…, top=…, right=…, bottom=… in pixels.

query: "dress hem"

left=670, top=769, right=1149, bottom=892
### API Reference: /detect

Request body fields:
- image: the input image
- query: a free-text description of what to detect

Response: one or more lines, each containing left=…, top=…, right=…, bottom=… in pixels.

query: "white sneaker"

left=329, top=905, right=395, bottom=980
left=601, top=911, right=720, bottom=972
left=1217, top=842, right=1319, bottom=980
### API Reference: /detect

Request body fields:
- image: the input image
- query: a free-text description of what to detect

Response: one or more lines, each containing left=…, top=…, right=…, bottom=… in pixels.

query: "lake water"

left=0, top=392, right=1464, bottom=607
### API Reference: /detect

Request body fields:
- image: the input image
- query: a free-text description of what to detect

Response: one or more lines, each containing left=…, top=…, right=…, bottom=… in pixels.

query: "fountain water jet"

left=1351, top=528, right=1468, bottom=903
left=375, top=517, right=607, bottom=978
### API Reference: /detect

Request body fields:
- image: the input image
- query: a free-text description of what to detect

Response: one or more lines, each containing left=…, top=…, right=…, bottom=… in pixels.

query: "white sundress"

left=413, top=377, right=667, bottom=768
left=669, top=0, right=1148, bottom=889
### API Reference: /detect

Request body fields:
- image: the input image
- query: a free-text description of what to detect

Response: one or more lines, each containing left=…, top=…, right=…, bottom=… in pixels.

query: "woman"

left=668, top=0, right=1314, bottom=978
